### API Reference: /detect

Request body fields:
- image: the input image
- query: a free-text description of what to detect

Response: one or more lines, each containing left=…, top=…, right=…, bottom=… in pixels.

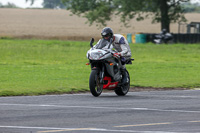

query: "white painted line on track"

left=37, top=128, right=95, bottom=133
left=90, top=128, right=177, bottom=133
left=0, top=125, right=178, bottom=133
left=188, top=120, right=200, bottom=123
left=0, top=125, right=75, bottom=130
left=0, top=103, right=200, bottom=113
left=114, top=122, right=172, bottom=127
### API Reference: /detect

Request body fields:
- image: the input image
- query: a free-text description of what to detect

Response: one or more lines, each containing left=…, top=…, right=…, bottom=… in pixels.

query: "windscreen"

left=95, top=39, right=109, bottom=49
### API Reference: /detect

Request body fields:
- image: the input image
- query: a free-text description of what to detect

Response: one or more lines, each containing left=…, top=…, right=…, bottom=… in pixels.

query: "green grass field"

left=0, top=39, right=200, bottom=96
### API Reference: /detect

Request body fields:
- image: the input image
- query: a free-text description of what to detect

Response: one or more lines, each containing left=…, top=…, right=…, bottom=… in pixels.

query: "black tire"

left=89, top=70, right=103, bottom=97
left=114, top=70, right=130, bottom=96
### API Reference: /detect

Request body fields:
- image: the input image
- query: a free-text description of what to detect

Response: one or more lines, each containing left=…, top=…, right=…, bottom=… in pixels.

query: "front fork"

left=99, top=65, right=105, bottom=84
left=91, top=65, right=105, bottom=84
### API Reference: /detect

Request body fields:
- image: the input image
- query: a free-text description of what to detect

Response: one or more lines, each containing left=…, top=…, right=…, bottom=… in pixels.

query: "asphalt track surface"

left=0, top=90, right=200, bottom=133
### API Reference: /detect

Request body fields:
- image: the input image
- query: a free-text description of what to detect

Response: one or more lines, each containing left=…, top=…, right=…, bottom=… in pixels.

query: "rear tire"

left=89, top=70, right=103, bottom=97
left=115, top=70, right=130, bottom=96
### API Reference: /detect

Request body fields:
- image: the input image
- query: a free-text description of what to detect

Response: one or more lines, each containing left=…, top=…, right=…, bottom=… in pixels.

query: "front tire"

left=115, top=70, right=130, bottom=96
left=89, top=70, right=103, bottom=97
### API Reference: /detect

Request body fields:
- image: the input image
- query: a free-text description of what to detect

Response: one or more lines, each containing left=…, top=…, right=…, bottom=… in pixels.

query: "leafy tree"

left=0, top=2, right=18, bottom=8
left=26, top=0, right=35, bottom=5
left=62, top=0, right=189, bottom=32
left=43, top=0, right=66, bottom=9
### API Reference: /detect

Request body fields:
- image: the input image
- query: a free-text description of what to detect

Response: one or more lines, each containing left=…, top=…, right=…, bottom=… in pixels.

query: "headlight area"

left=90, top=52, right=103, bottom=60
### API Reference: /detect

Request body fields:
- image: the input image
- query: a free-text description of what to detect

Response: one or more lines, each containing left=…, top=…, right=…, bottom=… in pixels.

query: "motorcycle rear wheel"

left=114, top=70, right=130, bottom=96
left=89, top=70, right=103, bottom=97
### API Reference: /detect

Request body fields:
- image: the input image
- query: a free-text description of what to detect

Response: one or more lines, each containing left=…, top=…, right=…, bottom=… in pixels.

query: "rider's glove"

left=113, top=53, right=121, bottom=58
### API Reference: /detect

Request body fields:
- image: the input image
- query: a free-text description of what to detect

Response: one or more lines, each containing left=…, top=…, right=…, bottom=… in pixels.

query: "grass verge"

left=0, top=38, right=200, bottom=96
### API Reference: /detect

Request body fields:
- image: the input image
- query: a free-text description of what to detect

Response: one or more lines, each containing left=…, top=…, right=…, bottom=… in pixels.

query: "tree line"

left=0, top=0, right=66, bottom=9
left=181, top=2, right=200, bottom=13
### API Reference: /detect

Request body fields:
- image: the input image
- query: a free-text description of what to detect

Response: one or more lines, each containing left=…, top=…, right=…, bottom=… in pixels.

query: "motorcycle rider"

left=93, top=27, right=132, bottom=84
left=154, top=29, right=173, bottom=44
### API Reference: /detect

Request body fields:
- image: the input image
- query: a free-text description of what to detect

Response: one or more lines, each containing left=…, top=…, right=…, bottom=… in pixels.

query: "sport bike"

left=153, top=33, right=173, bottom=44
left=86, top=38, right=134, bottom=97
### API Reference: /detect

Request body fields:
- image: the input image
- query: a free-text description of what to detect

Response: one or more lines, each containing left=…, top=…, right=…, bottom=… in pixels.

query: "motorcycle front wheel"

left=89, top=70, right=103, bottom=97
left=115, top=70, right=130, bottom=96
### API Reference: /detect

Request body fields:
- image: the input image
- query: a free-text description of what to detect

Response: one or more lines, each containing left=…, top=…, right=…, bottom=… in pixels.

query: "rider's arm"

left=119, top=44, right=129, bottom=56
left=118, top=37, right=129, bottom=56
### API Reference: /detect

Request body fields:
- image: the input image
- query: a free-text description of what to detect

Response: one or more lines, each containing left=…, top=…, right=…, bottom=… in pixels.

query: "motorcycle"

left=86, top=38, right=134, bottom=97
left=153, top=33, right=173, bottom=44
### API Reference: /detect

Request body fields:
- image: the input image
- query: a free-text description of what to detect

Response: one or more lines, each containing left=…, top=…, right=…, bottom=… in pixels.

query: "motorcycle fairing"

left=103, top=76, right=119, bottom=89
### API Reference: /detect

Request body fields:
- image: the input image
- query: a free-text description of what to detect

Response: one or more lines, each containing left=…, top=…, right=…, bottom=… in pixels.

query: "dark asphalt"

left=0, top=89, right=200, bottom=133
